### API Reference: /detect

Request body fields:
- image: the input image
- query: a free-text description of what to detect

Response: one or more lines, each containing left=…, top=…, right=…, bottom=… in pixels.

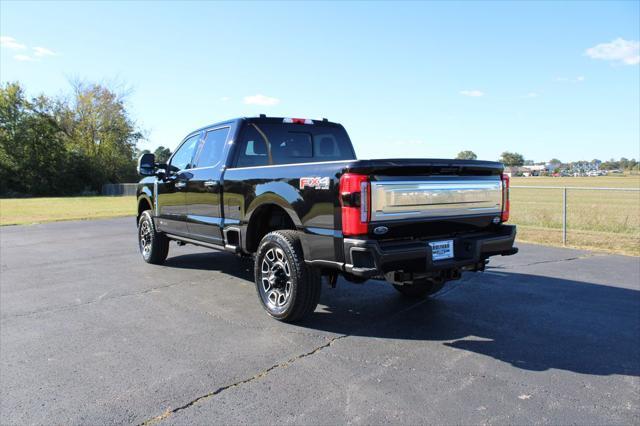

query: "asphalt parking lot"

left=1, top=217, right=638, bottom=425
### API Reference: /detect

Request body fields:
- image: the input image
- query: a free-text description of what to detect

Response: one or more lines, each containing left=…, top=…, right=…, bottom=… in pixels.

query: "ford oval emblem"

left=373, top=226, right=388, bottom=235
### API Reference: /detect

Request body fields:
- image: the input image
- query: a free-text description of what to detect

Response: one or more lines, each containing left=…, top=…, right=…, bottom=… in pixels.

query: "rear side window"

left=194, top=127, right=229, bottom=168
left=233, top=122, right=355, bottom=167
left=272, top=132, right=312, bottom=163
left=314, top=134, right=340, bottom=158
left=170, top=134, right=200, bottom=171
left=236, top=125, right=269, bottom=167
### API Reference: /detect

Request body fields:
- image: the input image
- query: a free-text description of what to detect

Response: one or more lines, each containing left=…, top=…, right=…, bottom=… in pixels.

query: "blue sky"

left=1, top=1, right=639, bottom=163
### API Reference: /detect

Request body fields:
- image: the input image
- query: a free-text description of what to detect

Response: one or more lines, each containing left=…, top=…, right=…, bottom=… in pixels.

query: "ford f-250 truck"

left=136, top=116, right=517, bottom=321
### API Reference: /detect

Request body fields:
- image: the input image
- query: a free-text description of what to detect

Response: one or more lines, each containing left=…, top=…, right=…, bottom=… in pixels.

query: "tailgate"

left=370, top=177, right=502, bottom=221
left=342, top=158, right=505, bottom=237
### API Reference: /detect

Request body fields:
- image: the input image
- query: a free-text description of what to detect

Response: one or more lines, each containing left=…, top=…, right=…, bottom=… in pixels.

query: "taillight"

left=501, top=173, right=510, bottom=222
left=340, top=173, right=370, bottom=236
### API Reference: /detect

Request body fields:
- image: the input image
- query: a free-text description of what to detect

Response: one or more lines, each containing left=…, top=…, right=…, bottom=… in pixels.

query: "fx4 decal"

left=299, top=177, right=330, bottom=190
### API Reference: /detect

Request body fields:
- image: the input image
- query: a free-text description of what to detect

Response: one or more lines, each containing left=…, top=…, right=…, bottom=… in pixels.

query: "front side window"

left=170, top=134, right=199, bottom=171
left=194, top=128, right=229, bottom=168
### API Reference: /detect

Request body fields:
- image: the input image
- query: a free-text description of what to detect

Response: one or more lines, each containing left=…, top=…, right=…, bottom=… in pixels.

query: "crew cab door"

left=156, top=133, right=201, bottom=236
left=184, top=126, right=230, bottom=244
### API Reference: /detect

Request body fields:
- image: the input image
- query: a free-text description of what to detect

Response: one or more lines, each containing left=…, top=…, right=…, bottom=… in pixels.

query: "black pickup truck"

left=136, top=116, right=517, bottom=321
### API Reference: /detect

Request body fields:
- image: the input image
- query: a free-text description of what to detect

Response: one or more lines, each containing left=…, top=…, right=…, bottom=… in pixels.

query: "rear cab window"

left=233, top=119, right=355, bottom=167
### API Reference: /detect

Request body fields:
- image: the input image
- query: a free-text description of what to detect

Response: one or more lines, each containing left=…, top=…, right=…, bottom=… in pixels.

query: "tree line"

left=599, top=158, right=639, bottom=171
left=0, top=81, right=147, bottom=196
left=456, top=150, right=638, bottom=171
left=456, top=150, right=525, bottom=166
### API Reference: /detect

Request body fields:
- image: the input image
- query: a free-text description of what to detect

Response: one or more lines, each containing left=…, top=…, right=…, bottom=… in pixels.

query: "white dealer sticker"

left=429, top=240, right=454, bottom=261
left=300, top=177, right=330, bottom=190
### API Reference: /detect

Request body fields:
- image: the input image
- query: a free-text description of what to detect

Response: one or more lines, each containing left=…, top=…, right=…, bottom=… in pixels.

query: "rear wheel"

left=138, top=210, right=169, bottom=264
left=254, top=230, right=321, bottom=322
left=393, top=279, right=445, bottom=299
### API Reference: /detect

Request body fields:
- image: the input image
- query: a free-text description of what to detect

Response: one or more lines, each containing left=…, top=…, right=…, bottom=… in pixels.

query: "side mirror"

left=156, top=167, right=167, bottom=180
left=137, top=153, right=156, bottom=176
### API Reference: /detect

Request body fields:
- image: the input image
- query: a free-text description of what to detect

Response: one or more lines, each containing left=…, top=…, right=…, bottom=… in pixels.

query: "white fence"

left=511, top=185, right=640, bottom=246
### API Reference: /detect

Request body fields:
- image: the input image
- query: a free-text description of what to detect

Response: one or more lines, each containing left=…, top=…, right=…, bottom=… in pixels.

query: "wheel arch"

left=137, top=194, right=153, bottom=223
left=243, top=200, right=302, bottom=255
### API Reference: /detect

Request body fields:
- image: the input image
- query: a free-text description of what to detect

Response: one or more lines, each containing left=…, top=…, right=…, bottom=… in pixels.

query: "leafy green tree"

left=135, top=148, right=151, bottom=158
left=600, top=158, right=620, bottom=170
left=619, top=157, right=630, bottom=169
left=58, top=81, right=142, bottom=191
left=499, top=151, right=525, bottom=167
left=0, top=83, right=25, bottom=194
left=0, top=81, right=143, bottom=195
left=0, top=83, right=70, bottom=194
left=456, top=150, right=477, bottom=160
left=154, top=146, right=172, bottom=163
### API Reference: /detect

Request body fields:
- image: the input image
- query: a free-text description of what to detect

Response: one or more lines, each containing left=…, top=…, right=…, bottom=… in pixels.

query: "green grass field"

left=1, top=175, right=638, bottom=255
left=0, top=196, right=136, bottom=226
left=510, top=176, right=640, bottom=256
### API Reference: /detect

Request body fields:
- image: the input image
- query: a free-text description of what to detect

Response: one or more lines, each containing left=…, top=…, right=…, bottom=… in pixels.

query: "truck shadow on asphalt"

left=164, top=251, right=639, bottom=378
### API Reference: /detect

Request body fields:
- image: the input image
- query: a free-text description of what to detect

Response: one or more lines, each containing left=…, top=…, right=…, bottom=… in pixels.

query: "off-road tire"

left=393, top=279, right=445, bottom=299
left=254, top=230, right=321, bottom=322
left=138, top=210, right=169, bottom=265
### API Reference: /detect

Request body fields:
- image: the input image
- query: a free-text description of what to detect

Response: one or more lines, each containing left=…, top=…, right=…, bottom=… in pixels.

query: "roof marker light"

left=283, top=118, right=314, bottom=124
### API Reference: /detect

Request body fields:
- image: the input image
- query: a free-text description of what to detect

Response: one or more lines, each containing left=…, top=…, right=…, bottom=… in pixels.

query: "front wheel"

left=138, top=210, right=169, bottom=264
left=254, top=230, right=321, bottom=322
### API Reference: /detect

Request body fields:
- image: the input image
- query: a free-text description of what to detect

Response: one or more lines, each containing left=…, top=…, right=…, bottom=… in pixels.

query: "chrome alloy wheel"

left=139, top=219, right=152, bottom=257
left=260, top=247, right=292, bottom=309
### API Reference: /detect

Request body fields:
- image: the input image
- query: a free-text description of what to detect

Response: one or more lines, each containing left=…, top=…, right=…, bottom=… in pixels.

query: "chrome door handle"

left=175, top=181, right=187, bottom=189
left=203, top=180, right=218, bottom=188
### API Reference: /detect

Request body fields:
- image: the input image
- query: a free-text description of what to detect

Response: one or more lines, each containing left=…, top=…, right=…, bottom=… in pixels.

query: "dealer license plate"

left=429, top=240, right=454, bottom=261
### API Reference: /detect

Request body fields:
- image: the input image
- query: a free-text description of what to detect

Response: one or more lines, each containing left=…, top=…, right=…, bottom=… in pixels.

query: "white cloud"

left=33, top=46, right=55, bottom=57
left=524, top=92, right=539, bottom=98
left=243, top=94, right=280, bottom=106
left=14, top=54, right=35, bottom=62
left=219, top=96, right=231, bottom=102
left=1, top=37, right=57, bottom=62
left=459, top=90, right=484, bottom=97
left=585, top=38, right=639, bottom=65
left=1, top=36, right=26, bottom=50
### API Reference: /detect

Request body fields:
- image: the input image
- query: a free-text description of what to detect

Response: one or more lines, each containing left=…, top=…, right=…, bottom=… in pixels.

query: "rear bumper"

left=342, top=225, right=518, bottom=278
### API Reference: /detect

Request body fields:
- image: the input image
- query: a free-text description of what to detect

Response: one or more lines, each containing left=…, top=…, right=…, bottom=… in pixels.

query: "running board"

left=164, top=233, right=240, bottom=254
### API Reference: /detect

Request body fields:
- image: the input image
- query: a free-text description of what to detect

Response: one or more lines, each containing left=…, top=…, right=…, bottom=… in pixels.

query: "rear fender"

left=243, top=188, right=304, bottom=255
left=245, top=182, right=303, bottom=228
